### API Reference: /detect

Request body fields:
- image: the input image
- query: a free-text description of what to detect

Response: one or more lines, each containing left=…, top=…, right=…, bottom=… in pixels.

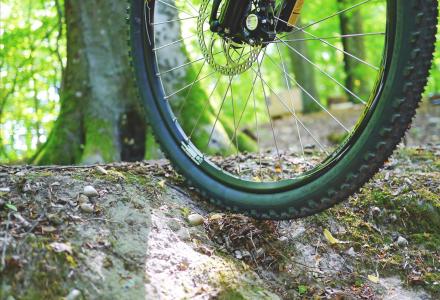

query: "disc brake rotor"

left=197, top=0, right=261, bottom=76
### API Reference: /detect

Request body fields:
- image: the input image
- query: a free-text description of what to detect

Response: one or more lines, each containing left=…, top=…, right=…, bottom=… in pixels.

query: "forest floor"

left=0, top=143, right=439, bottom=299
left=260, top=100, right=440, bottom=152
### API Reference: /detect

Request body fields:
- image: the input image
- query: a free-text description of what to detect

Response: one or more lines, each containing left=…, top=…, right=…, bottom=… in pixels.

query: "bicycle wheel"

left=129, top=0, right=438, bottom=219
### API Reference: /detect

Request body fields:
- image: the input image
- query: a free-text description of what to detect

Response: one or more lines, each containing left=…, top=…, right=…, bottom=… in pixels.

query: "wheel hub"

left=197, top=0, right=262, bottom=76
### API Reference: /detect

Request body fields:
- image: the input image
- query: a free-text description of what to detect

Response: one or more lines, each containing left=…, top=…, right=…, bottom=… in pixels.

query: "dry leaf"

left=323, top=229, right=340, bottom=245
left=368, top=274, right=380, bottom=284
left=158, top=180, right=166, bottom=188
left=50, top=242, right=72, bottom=254
left=41, top=226, right=57, bottom=233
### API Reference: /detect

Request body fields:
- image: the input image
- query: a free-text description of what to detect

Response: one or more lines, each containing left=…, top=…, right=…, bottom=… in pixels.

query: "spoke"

left=176, top=59, right=206, bottom=115
left=229, top=77, right=240, bottom=173
left=275, top=32, right=385, bottom=43
left=207, top=76, right=234, bottom=148
left=275, top=17, right=379, bottom=70
left=265, top=53, right=350, bottom=132
left=256, top=51, right=283, bottom=170
left=158, top=50, right=222, bottom=76
left=153, top=29, right=208, bottom=51
left=158, top=56, right=204, bottom=76
left=283, top=0, right=374, bottom=38
left=156, top=0, right=196, bottom=18
left=277, top=38, right=366, bottom=104
left=189, top=77, right=221, bottom=138
left=226, top=71, right=260, bottom=155
left=252, top=82, right=263, bottom=177
left=164, top=70, right=216, bottom=99
left=275, top=43, right=305, bottom=157
left=250, top=64, right=329, bottom=155
left=152, top=16, right=197, bottom=26
left=183, top=0, right=199, bottom=15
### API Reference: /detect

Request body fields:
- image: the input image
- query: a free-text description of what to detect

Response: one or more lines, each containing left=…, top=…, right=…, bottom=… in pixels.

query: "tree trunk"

left=34, top=0, right=147, bottom=164
left=34, top=0, right=254, bottom=165
left=288, top=20, right=321, bottom=114
left=337, top=0, right=370, bottom=103
left=154, top=2, right=255, bottom=155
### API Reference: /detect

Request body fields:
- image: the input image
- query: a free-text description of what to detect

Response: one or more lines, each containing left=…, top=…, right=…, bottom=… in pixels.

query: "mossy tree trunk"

left=34, top=0, right=254, bottom=165
left=33, top=0, right=147, bottom=164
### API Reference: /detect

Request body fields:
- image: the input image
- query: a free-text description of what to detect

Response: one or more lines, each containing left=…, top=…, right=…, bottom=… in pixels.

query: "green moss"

left=145, top=129, right=162, bottom=160
left=395, top=147, right=437, bottom=163
left=1, top=238, right=74, bottom=300
left=327, top=132, right=349, bottom=145
left=81, top=118, right=120, bottom=163
left=410, top=233, right=440, bottom=251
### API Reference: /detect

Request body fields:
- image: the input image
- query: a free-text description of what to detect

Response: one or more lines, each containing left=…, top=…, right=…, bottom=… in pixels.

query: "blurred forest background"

left=1, top=0, right=439, bottom=164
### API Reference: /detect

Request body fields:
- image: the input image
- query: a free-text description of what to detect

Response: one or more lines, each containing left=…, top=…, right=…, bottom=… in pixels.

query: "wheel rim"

left=143, top=0, right=395, bottom=193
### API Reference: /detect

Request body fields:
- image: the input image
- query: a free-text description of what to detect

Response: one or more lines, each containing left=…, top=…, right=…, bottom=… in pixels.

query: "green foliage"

left=297, top=284, right=308, bottom=295
left=1, top=0, right=65, bottom=162
left=0, top=1, right=439, bottom=163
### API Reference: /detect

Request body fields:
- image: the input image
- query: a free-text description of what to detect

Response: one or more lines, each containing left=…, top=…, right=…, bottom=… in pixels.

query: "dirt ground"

left=0, top=144, right=439, bottom=299
left=260, top=100, right=440, bottom=153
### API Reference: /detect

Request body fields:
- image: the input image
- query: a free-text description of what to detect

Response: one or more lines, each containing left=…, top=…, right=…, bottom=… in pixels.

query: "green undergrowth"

left=315, top=147, right=440, bottom=295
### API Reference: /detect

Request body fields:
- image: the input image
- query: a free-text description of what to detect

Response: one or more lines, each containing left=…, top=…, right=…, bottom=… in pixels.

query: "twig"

left=1, top=212, right=12, bottom=271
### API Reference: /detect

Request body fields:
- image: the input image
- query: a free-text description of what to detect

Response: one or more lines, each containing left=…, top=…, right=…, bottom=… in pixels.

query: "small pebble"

left=95, top=166, right=108, bottom=175
left=371, top=206, right=381, bottom=217
left=346, top=247, right=356, bottom=257
left=48, top=213, right=63, bottom=225
left=78, top=194, right=90, bottom=205
left=0, top=187, right=11, bottom=193
left=187, top=213, right=204, bottom=226
left=234, top=250, right=243, bottom=259
left=80, top=203, right=94, bottom=213
left=396, top=236, right=408, bottom=247
left=66, top=289, right=81, bottom=300
left=83, top=185, right=99, bottom=197
left=389, top=214, right=397, bottom=222
left=278, top=236, right=288, bottom=242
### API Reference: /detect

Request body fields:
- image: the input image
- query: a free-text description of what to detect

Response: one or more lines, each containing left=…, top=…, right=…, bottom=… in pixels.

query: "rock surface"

left=0, top=146, right=439, bottom=299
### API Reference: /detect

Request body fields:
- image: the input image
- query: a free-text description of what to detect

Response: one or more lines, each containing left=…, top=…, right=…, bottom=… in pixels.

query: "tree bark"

left=337, top=0, right=370, bottom=103
left=34, top=0, right=147, bottom=164
left=34, top=0, right=255, bottom=165
left=288, top=20, right=322, bottom=113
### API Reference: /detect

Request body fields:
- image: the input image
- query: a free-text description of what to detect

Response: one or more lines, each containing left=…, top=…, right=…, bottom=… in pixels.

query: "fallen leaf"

left=209, top=213, right=223, bottom=221
left=6, top=203, right=17, bottom=212
left=65, top=254, right=77, bottom=268
left=50, top=242, right=72, bottom=254
left=158, top=180, right=166, bottom=188
left=367, top=274, right=380, bottom=284
left=323, top=228, right=340, bottom=245
left=41, top=225, right=57, bottom=233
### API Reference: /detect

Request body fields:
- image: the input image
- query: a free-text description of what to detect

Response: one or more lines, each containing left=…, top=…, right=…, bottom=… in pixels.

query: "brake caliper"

left=209, top=0, right=277, bottom=45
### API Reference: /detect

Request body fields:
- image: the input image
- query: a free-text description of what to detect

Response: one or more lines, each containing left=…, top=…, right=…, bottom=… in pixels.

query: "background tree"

left=31, top=0, right=254, bottom=164
left=32, top=0, right=146, bottom=164
left=288, top=20, right=322, bottom=113
left=337, top=0, right=371, bottom=103
left=1, top=0, right=439, bottom=163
